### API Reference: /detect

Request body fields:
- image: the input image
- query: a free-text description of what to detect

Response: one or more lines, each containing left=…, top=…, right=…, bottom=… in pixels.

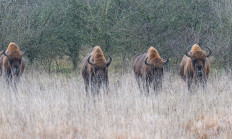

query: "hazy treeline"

left=0, top=0, right=232, bottom=72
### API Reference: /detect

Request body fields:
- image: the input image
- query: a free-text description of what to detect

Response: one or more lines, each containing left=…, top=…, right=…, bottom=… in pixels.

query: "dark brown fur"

left=133, top=47, right=168, bottom=94
left=82, top=46, right=112, bottom=96
left=179, top=44, right=211, bottom=91
left=0, top=42, right=25, bottom=86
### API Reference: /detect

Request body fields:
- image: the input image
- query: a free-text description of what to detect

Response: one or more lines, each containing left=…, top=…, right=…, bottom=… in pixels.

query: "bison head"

left=87, top=55, right=112, bottom=83
left=3, top=49, right=25, bottom=76
left=185, top=46, right=211, bottom=78
left=145, top=57, right=168, bottom=91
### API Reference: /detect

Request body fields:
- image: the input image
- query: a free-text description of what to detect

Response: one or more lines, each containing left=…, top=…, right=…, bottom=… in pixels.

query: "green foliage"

left=0, top=0, right=232, bottom=72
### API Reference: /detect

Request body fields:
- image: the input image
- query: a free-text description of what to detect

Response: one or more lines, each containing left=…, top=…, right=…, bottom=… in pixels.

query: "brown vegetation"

left=0, top=71, right=231, bottom=138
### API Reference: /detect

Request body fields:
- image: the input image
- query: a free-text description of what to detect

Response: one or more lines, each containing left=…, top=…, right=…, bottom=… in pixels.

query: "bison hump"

left=93, top=46, right=105, bottom=60
left=7, top=42, right=20, bottom=52
left=147, top=46, right=161, bottom=60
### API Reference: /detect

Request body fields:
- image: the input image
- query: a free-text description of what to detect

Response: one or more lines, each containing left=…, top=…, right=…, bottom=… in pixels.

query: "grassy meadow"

left=0, top=70, right=231, bottom=138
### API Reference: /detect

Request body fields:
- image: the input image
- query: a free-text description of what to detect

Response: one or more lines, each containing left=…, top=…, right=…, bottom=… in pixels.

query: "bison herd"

left=0, top=42, right=212, bottom=94
left=81, top=44, right=211, bottom=95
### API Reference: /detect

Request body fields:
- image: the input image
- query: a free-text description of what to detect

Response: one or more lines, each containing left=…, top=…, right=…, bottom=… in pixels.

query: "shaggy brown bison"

left=82, top=46, right=112, bottom=96
left=0, top=42, right=25, bottom=85
left=133, top=47, right=168, bottom=94
left=179, top=44, right=211, bottom=91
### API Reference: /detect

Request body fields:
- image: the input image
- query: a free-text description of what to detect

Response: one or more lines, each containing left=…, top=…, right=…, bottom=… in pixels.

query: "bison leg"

left=103, top=79, right=109, bottom=95
left=3, top=74, right=11, bottom=87
left=91, top=77, right=100, bottom=96
left=12, top=76, right=19, bottom=89
left=154, top=77, right=162, bottom=93
left=97, top=82, right=101, bottom=95
left=202, top=79, right=207, bottom=90
left=90, top=79, right=95, bottom=96
left=82, top=70, right=90, bottom=96
left=187, top=78, right=193, bottom=92
left=135, top=75, right=142, bottom=89
left=3, top=68, right=12, bottom=86
left=141, top=76, right=150, bottom=95
left=145, top=81, right=150, bottom=95
left=199, top=77, right=207, bottom=91
left=84, top=78, right=90, bottom=96
left=144, top=76, right=151, bottom=95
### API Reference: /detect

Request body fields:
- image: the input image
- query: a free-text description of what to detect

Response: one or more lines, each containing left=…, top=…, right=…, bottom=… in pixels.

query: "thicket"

left=0, top=0, right=232, bottom=72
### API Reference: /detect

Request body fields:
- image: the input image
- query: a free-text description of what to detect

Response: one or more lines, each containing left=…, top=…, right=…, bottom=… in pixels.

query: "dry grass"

left=0, top=70, right=231, bottom=138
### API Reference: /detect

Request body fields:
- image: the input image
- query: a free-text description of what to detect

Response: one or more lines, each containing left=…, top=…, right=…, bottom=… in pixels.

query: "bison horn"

left=21, top=48, right=26, bottom=55
left=87, top=55, right=95, bottom=66
left=106, top=55, right=112, bottom=67
left=145, top=57, right=151, bottom=66
left=205, top=47, right=212, bottom=57
left=163, top=58, right=169, bottom=64
left=3, top=49, right=9, bottom=58
left=185, top=46, right=192, bottom=58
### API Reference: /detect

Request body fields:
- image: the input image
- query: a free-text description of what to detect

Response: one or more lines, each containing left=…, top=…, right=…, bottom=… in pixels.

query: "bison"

left=82, top=46, right=112, bottom=96
left=133, top=47, right=168, bottom=94
left=0, top=42, right=25, bottom=86
left=179, top=44, right=211, bottom=91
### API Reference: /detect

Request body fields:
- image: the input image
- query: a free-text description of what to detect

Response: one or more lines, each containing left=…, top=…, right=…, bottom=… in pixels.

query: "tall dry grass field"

left=0, top=70, right=232, bottom=138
